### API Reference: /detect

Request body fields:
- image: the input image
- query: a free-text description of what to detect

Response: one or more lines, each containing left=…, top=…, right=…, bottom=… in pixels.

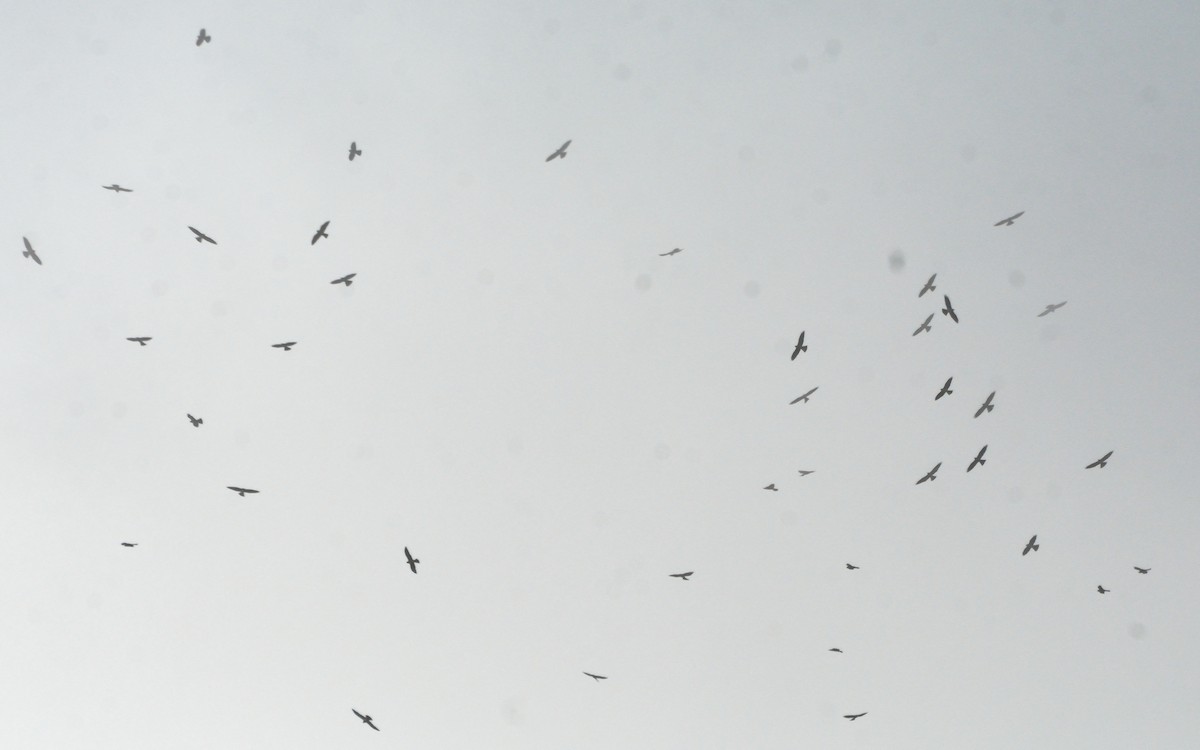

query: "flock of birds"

left=12, top=27, right=1158, bottom=736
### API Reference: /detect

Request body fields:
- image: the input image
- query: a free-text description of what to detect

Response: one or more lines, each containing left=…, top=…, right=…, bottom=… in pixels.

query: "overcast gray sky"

left=3, top=1, right=1199, bottom=748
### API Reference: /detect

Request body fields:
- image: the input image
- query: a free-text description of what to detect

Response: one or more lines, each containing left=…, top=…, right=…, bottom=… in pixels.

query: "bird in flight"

left=967, top=445, right=988, bottom=472
left=120, top=542, right=138, bottom=548
left=790, top=386, right=819, bottom=405
left=546, top=139, right=572, bottom=161
left=935, top=377, right=954, bottom=400
left=1134, top=567, right=1150, bottom=574
left=195, top=28, right=211, bottom=46
left=21, top=237, right=42, bottom=266
left=1038, top=301, right=1067, bottom=317
left=763, top=484, right=778, bottom=491
left=791, top=331, right=807, bottom=360
left=102, top=184, right=133, bottom=193
left=583, top=672, right=607, bottom=681
left=187, top=414, right=203, bottom=427
left=348, top=141, right=362, bottom=161
left=331, top=273, right=357, bottom=286
left=797, top=470, right=815, bottom=477
left=844, top=712, right=867, bottom=721
left=916, top=462, right=942, bottom=484
left=351, top=709, right=379, bottom=731
left=828, top=648, right=843, bottom=653
left=974, top=391, right=996, bottom=418
left=659, top=247, right=683, bottom=256
left=126, top=337, right=152, bottom=346
left=1097, top=585, right=1110, bottom=595
left=311, top=220, right=330, bottom=245
left=404, top=546, right=420, bottom=574
left=1022, top=535, right=1039, bottom=556
left=912, top=313, right=934, bottom=336
left=994, top=210, right=1024, bottom=226
left=845, top=563, right=859, bottom=570
left=227, top=486, right=259, bottom=497
left=669, top=572, right=693, bottom=580
left=272, top=342, right=297, bottom=351
left=188, top=226, right=216, bottom=244
left=941, top=295, right=959, bottom=323
left=1086, top=451, right=1113, bottom=469
left=919, top=273, right=937, bottom=297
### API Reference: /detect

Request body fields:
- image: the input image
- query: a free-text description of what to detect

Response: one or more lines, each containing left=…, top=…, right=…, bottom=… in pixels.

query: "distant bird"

left=974, top=391, right=995, bottom=418
left=331, top=273, right=357, bottom=286
left=912, top=313, right=934, bottom=336
left=546, top=139, right=571, bottom=161
left=845, top=563, right=859, bottom=570
left=187, top=414, right=203, bottom=427
left=404, top=546, right=420, bottom=574
left=797, top=470, right=815, bottom=477
left=102, top=184, right=133, bottom=193
left=844, top=712, right=867, bottom=721
left=126, top=337, right=152, bottom=346
left=659, top=247, right=683, bottom=257
left=188, top=226, right=216, bottom=244
left=272, top=342, right=297, bottom=351
left=583, top=672, right=607, bottom=681
left=21, top=237, right=42, bottom=265
left=348, top=141, right=362, bottom=161
left=1022, top=535, right=1039, bottom=556
left=916, top=462, right=942, bottom=484
left=791, top=331, right=807, bottom=360
left=1038, top=301, right=1068, bottom=317
left=311, top=220, right=330, bottom=245
left=828, top=648, right=843, bottom=653
left=669, top=572, right=693, bottom=580
left=967, top=445, right=987, bottom=472
left=1086, top=451, right=1113, bottom=469
left=1134, top=567, right=1150, bottom=574
left=994, top=210, right=1024, bottom=226
left=1097, top=585, right=1109, bottom=594
left=790, top=386, right=819, bottom=405
left=919, top=273, right=937, bottom=297
left=351, top=709, right=379, bottom=731
left=120, top=542, right=138, bottom=548
left=195, top=28, right=211, bottom=46
left=764, top=484, right=778, bottom=491
left=941, top=295, right=959, bottom=323
left=227, top=486, right=259, bottom=497
left=935, top=377, right=954, bottom=400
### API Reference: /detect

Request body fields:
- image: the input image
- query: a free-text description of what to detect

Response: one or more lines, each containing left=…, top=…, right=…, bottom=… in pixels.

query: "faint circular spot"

left=592, top=510, right=609, bottom=527
left=921, top=30, right=939, bottom=46
left=502, top=698, right=522, bottom=725
left=790, top=54, right=809, bottom=72
left=653, top=443, right=671, bottom=460
left=355, top=443, right=373, bottom=460
left=86, top=592, right=104, bottom=610
left=613, top=63, right=632, bottom=82
left=1006, top=486, right=1023, bottom=504
left=960, top=144, right=977, bottom=162
left=140, top=226, right=158, bottom=242
left=272, top=255, right=288, bottom=272
left=812, top=188, right=829, bottom=204
left=629, top=1, right=647, bottom=20
left=546, top=85, right=561, bottom=102
left=656, top=16, right=674, bottom=33
left=92, top=115, right=109, bottom=130
left=164, top=185, right=181, bottom=201
left=507, top=437, right=524, bottom=456
left=859, top=366, right=875, bottom=382
left=150, top=280, right=168, bottom=297
left=544, top=17, right=560, bottom=34
left=1128, top=622, right=1147, bottom=639
left=780, top=509, right=797, bottom=526
left=743, top=280, right=761, bottom=298
left=69, top=401, right=86, bottom=418
left=826, top=100, right=845, bottom=118
left=1046, top=481, right=1061, bottom=499
left=1039, top=326, right=1059, bottom=342
left=737, top=145, right=755, bottom=162
left=1139, top=85, right=1159, bottom=104
left=233, top=430, right=251, bottom=447
left=824, top=39, right=842, bottom=58
left=478, top=268, right=495, bottom=285
left=888, top=249, right=906, bottom=273
left=456, top=172, right=475, bottom=188
left=90, top=38, right=108, bottom=55
left=1008, top=270, right=1025, bottom=287
left=210, top=301, right=227, bottom=317
left=111, top=402, right=127, bottom=419
left=1049, top=7, right=1065, bottom=25
left=635, top=273, right=653, bottom=291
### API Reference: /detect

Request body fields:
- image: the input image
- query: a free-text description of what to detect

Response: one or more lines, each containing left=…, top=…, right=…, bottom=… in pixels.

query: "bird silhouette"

left=1097, top=585, right=1110, bottom=594
left=828, top=648, right=843, bottom=653
left=1022, top=535, right=1039, bottom=556
left=195, top=28, right=211, bottom=46
left=348, top=141, right=362, bottom=161
left=187, top=414, right=203, bottom=427
left=916, top=462, right=942, bottom=484
left=1038, top=301, right=1067, bottom=317
left=227, top=486, right=259, bottom=497
left=974, top=391, right=995, bottom=418
left=912, top=313, right=934, bottom=336
left=120, top=542, right=138, bottom=548
left=21, top=237, right=42, bottom=265
left=845, top=563, right=859, bottom=570
left=101, top=184, right=132, bottom=193
left=546, top=139, right=571, bottom=161
left=351, top=709, right=379, bottom=731
left=790, top=387, right=818, bottom=404
left=791, top=331, right=807, bottom=359
left=272, top=342, right=297, bottom=351
left=968, top=445, right=987, bottom=472
left=1086, top=451, right=1113, bottom=469
left=126, top=337, right=152, bottom=346
left=583, top=672, right=607, bottom=681
left=188, top=226, right=216, bottom=244
left=669, top=572, right=693, bottom=580
left=1134, top=567, right=1150, bottom=574
left=404, top=546, right=420, bottom=574
left=311, top=220, right=330, bottom=245
left=763, top=484, right=778, bottom=491
left=331, top=273, right=357, bottom=286
left=919, top=273, right=937, bottom=297
left=844, top=712, right=867, bottom=721
left=941, top=295, right=959, bottom=323
left=935, top=377, right=954, bottom=400
left=994, top=210, right=1024, bottom=226
left=659, top=247, right=683, bottom=256
left=797, top=470, right=814, bottom=477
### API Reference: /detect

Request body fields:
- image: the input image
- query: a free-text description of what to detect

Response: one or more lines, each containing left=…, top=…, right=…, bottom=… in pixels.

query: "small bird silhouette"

left=791, top=331, right=807, bottom=360
left=120, top=542, right=138, bottom=548
left=1134, top=567, right=1150, bottom=574
left=102, top=184, right=133, bottom=193
left=1097, top=585, right=1110, bottom=594
left=916, top=462, right=942, bottom=484
left=1086, top=451, right=1113, bottom=469
left=187, top=414, right=203, bottom=427
left=546, top=140, right=572, bottom=161
left=790, top=387, right=819, bottom=404
left=404, top=546, right=420, bottom=574
left=844, top=712, right=867, bottom=721
left=351, top=709, right=379, bottom=731
left=272, top=342, right=297, bottom=351
left=828, top=648, right=843, bottom=653
left=935, top=377, right=954, bottom=400
left=583, top=672, right=607, bottom=681
left=994, top=210, right=1024, bottom=226
left=126, top=337, right=152, bottom=346
left=188, top=226, right=216, bottom=244
left=967, top=445, right=987, bottom=472
left=941, top=295, right=959, bottom=323
left=974, top=391, right=995, bottom=418
left=1038, top=301, right=1068, bottom=317
left=763, top=484, right=778, bottom=491
left=1022, top=535, right=1039, bottom=556
left=195, top=28, right=211, bottom=46
left=227, top=486, right=259, bottom=497
left=311, top=220, right=330, bottom=245
left=919, top=273, right=937, bottom=297
left=659, top=247, right=683, bottom=256
left=669, top=572, right=693, bottom=580
left=331, top=273, right=357, bottom=286
left=912, top=313, right=934, bottom=336
left=348, top=141, right=362, bottom=161
left=22, top=237, right=42, bottom=265
left=845, top=563, right=859, bottom=570
left=797, top=470, right=815, bottom=477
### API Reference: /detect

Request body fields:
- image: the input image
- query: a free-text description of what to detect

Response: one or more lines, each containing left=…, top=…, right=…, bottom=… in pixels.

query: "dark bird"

left=935, top=377, right=954, bottom=400
left=1134, top=567, right=1150, bottom=574
left=351, top=709, right=379, bottom=731
left=1086, top=451, right=1113, bottom=469
left=227, top=486, right=259, bottom=497
left=669, top=572, right=693, bottom=580
left=974, top=391, right=995, bottom=418
left=764, top=484, right=778, bottom=491
left=994, top=210, right=1025, bottom=226
left=120, top=542, right=138, bottom=548
left=916, top=462, right=942, bottom=485
left=546, top=139, right=572, bottom=161
left=845, top=563, right=859, bottom=570
left=404, top=546, right=419, bottom=574
left=348, top=141, right=362, bottom=161
left=829, top=648, right=843, bottom=653
left=790, top=386, right=819, bottom=405
left=187, top=414, right=203, bottom=427
left=188, top=226, right=216, bottom=244
left=1022, top=535, right=1039, bottom=556
left=844, top=712, right=867, bottom=721
left=331, top=273, right=357, bottom=286
left=272, top=342, right=297, bottom=351
left=1097, top=585, right=1110, bottom=594
left=919, top=273, right=937, bottom=297
left=583, top=672, right=607, bottom=681
left=791, top=331, right=807, bottom=360
left=311, top=220, right=330, bottom=245
left=797, top=470, right=815, bottom=477
left=912, top=313, right=934, bottom=336
left=126, top=337, right=152, bottom=346
left=102, top=184, right=133, bottom=193
left=967, top=445, right=987, bottom=472
left=941, top=295, right=959, bottom=323
left=21, top=237, right=42, bottom=265
left=195, top=28, right=211, bottom=46
left=659, top=247, right=683, bottom=256
left=1038, top=301, right=1067, bottom=317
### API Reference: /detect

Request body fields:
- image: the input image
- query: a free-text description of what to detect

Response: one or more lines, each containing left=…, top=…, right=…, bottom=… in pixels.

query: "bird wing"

left=561, top=139, right=572, bottom=150
left=1037, top=307, right=1051, bottom=317
left=1086, top=458, right=1101, bottom=468
left=352, top=709, right=366, bottom=720
left=319, top=220, right=330, bottom=232
left=367, top=719, right=379, bottom=731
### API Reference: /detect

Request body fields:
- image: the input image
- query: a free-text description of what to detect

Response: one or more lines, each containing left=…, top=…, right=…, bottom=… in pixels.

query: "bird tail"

left=978, top=458, right=985, bottom=465
left=1032, top=544, right=1039, bottom=551
left=345, top=279, right=353, bottom=286
left=22, top=250, right=32, bottom=258
left=800, top=345, right=808, bottom=352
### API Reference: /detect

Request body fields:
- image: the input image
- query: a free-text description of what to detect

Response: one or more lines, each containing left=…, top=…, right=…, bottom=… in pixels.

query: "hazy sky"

left=3, top=1, right=1199, bottom=748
